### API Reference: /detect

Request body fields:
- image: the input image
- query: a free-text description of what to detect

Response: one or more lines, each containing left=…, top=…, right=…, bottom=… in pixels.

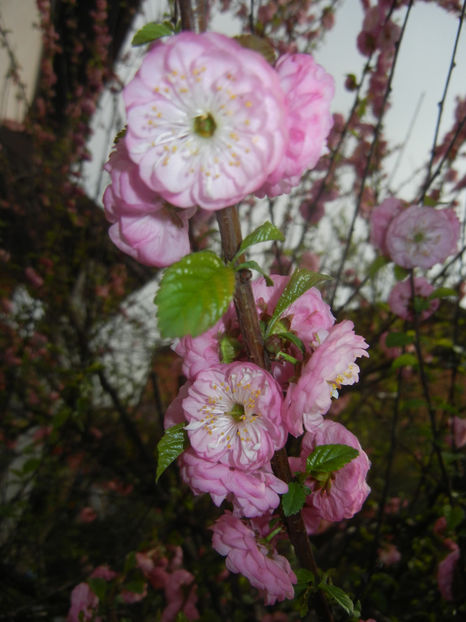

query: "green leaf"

left=391, top=353, right=418, bottom=370
left=306, top=444, right=359, bottom=474
left=266, top=268, right=331, bottom=337
left=274, top=331, right=305, bottom=353
left=319, top=583, right=355, bottom=615
left=88, top=577, right=108, bottom=600
left=393, top=264, right=410, bottom=281
left=233, top=221, right=284, bottom=261
left=368, top=255, right=390, bottom=278
left=385, top=331, right=414, bottom=347
left=155, top=251, right=235, bottom=338
left=219, top=335, right=241, bottom=364
left=281, top=481, right=310, bottom=517
left=443, top=504, right=465, bottom=531
left=429, top=287, right=456, bottom=299
left=123, top=578, right=146, bottom=594
left=132, top=22, right=173, bottom=46
left=276, top=351, right=299, bottom=364
left=156, top=423, right=188, bottom=482
left=235, top=260, right=273, bottom=286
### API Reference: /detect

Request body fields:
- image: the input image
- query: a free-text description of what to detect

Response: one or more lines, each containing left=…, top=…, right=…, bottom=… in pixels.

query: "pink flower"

left=183, top=362, right=286, bottom=469
left=257, top=53, right=334, bottom=197
left=179, top=449, right=287, bottom=518
left=211, top=511, right=297, bottom=605
left=283, top=321, right=369, bottom=436
left=123, top=32, right=287, bottom=210
left=449, top=416, right=466, bottom=448
left=290, top=420, right=371, bottom=531
left=67, top=583, right=99, bottom=622
left=103, top=141, right=193, bottom=267
left=370, top=197, right=404, bottom=256
left=388, top=277, right=439, bottom=321
left=378, top=542, right=401, bottom=565
left=386, top=204, right=460, bottom=269
left=437, top=548, right=460, bottom=601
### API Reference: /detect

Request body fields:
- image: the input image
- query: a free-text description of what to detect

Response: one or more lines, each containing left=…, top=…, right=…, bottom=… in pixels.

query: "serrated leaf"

left=235, top=260, right=273, bottom=286
left=155, top=251, right=235, bottom=338
left=281, top=481, right=310, bottom=517
left=234, top=34, right=276, bottom=64
left=234, top=221, right=284, bottom=260
left=385, top=332, right=414, bottom=347
left=266, top=268, right=331, bottom=337
left=156, top=423, right=188, bottom=482
left=319, top=583, right=355, bottom=615
left=132, top=22, right=173, bottom=46
left=368, top=255, right=390, bottom=278
left=391, top=353, right=418, bottom=370
left=306, top=444, right=359, bottom=474
left=88, top=577, right=108, bottom=600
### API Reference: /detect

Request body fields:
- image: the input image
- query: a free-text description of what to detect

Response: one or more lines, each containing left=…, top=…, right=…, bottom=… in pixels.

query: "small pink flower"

left=77, top=506, right=97, bottom=523
left=123, top=32, right=287, bottom=210
left=179, top=449, right=287, bottom=518
left=290, top=420, right=371, bottom=530
left=386, top=204, right=459, bottom=269
left=211, top=511, right=297, bottom=605
left=283, top=320, right=369, bottom=436
left=370, top=197, right=404, bottom=256
left=103, top=141, right=193, bottom=267
left=67, top=583, right=99, bottom=622
left=183, top=362, right=286, bottom=469
left=378, top=542, right=401, bottom=565
left=388, top=277, right=439, bottom=321
left=257, top=53, right=334, bottom=197
left=449, top=416, right=466, bottom=448
left=437, top=548, right=460, bottom=601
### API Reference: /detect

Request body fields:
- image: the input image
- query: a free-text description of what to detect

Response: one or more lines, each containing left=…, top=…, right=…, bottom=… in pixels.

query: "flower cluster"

left=168, top=273, right=370, bottom=604
left=103, top=31, right=334, bottom=266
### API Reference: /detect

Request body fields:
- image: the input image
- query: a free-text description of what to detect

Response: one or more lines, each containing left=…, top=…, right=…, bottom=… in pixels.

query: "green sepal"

left=132, top=22, right=174, bottom=46
left=266, top=268, right=331, bottom=337
left=156, top=423, right=188, bottom=482
left=219, top=335, right=242, bottom=364
left=235, top=260, right=274, bottom=286
left=306, top=444, right=359, bottom=475
left=155, top=251, right=235, bottom=338
left=232, top=221, right=284, bottom=263
left=281, top=481, right=310, bottom=517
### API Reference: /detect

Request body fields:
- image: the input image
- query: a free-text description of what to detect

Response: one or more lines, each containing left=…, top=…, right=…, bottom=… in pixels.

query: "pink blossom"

left=257, top=53, right=334, bottom=197
left=378, top=542, right=401, bottom=565
left=77, top=506, right=97, bottom=523
left=162, top=568, right=199, bottom=621
left=123, top=32, right=287, bottom=210
left=386, top=204, right=460, bottom=269
left=388, top=277, right=439, bottom=321
left=290, top=420, right=371, bottom=531
left=179, top=449, right=287, bottom=518
left=449, top=416, right=466, bottom=448
left=283, top=321, right=369, bottom=436
left=67, top=583, right=99, bottom=622
left=437, top=548, right=460, bottom=601
left=369, top=197, right=404, bottom=256
left=183, top=362, right=286, bottom=469
left=103, top=141, right=193, bottom=267
left=211, top=511, right=296, bottom=605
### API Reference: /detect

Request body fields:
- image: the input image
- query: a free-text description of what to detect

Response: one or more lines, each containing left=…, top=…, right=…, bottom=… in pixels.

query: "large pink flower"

left=180, top=449, right=287, bottom=518
left=283, top=321, right=369, bottom=436
left=386, top=204, right=460, bottom=269
left=183, top=362, right=286, bottom=469
left=257, top=53, right=334, bottom=197
left=103, top=141, right=193, bottom=266
left=369, top=197, right=404, bottom=256
left=289, top=420, right=371, bottom=532
left=388, top=277, right=439, bottom=321
left=123, top=32, right=287, bottom=210
left=211, top=511, right=297, bottom=605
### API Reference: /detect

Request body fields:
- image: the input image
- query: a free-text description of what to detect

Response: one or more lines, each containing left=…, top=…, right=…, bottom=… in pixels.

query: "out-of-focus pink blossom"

left=378, top=542, right=401, bottom=565
left=449, top=416, right=466, bottom=448
left=103, top=141, right=194, bottom=267
left=179, top=449, right=287, bottom=518
left=77, top=506, right=97, bottom=523
left=211, top=511, right=296, bottom=605
left=183, top=362, right=286, bottom=469
left=289, top=420, right=371, bottom=531
left=257, top=53, right=334, bottom=197
left=283, top=321, right=369, bottom=436
left=388, top=277, right=439, bottom=321
left=67, top=583, right=99, bottom=622
left=370, top=197, right=404, bottom=256
left=437, top=547, right=460, bottom=601
left=121, top=585, right=148, bottom=603
left=386, top=205, right=459, bottom=269
left=300, top=251, right=321, bottom=273
left=123, top=32, right=287, bottom=210
left=25, top=267, right=44, bottom=288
